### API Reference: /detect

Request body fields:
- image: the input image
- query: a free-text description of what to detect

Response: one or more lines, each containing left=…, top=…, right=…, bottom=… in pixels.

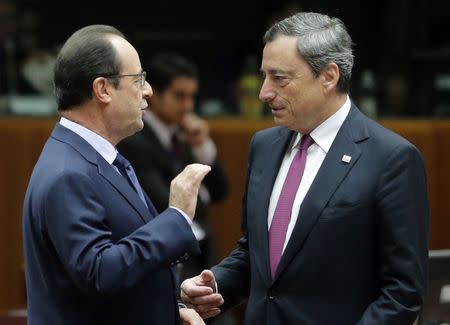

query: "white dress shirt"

left=268, top=96, right=351, bottom=253
left=59, top=117, right=192, bottom=225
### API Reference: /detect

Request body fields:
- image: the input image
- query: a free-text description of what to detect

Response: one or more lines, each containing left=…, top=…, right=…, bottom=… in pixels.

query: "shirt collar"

left=290, top=95, right=351, bottom=153
left=59, top=117, right=118, bottom=164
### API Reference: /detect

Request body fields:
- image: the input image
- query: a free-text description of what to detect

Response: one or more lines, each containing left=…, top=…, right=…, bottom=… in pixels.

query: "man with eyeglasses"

left=22, top=24, right=207, bottom=325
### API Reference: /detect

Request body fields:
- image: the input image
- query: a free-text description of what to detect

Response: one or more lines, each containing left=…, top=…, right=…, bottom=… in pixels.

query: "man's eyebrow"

left=260, top=68, right=289, bottom=75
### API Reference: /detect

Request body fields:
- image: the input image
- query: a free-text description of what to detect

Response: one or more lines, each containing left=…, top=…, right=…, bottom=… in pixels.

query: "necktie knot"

left=113, top=152, right=131, bottom=171
left=298, top=134, right=314, bottom=150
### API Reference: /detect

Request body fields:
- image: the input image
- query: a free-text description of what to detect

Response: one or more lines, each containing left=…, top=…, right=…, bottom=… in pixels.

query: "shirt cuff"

left=170, top=206, right=193, bottom=226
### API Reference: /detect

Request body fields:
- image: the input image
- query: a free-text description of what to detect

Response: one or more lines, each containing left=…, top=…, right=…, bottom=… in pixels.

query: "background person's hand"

left=181, top=113, right=209, bottom=147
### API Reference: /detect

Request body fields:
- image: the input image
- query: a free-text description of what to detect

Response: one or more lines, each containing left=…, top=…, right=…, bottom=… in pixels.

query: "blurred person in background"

left=118, top=53, right=229, bottom=284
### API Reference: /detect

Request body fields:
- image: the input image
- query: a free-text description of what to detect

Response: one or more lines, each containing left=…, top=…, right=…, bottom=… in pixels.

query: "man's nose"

left=259, top=79, right=276, bottom=102
left=143, top=81, right=153, bottom=98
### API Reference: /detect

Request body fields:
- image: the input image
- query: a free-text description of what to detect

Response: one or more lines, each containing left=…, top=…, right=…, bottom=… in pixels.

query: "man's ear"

left=320, top=63, right=340, bottom=93
left=92, top=77, right=112, bottom=104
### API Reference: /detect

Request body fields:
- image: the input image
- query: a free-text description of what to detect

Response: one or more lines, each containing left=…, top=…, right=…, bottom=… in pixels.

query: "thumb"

left=191, top=164, right=211, bottom=184
left=200, top=269, right=215, bottom=285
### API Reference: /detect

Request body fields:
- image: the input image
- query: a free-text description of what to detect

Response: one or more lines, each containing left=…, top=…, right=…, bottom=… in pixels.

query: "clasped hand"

left=181, top=270, right=224, bottom=319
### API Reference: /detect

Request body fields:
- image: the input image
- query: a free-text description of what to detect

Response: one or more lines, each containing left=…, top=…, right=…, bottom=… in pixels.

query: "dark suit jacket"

left=117, top=122, right=229, bottom=229
left=212, top=104, right=429, bottom=324
left=22, top=123, right=200, bottom=325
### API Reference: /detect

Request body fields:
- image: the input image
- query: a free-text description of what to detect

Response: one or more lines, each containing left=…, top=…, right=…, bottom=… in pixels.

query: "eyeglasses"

left=104, top=71, right=147, bottom=87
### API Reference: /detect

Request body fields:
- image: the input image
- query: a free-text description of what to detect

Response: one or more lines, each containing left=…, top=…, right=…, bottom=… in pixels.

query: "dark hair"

left=264, top=12, right=354, bottom=93
left=147, top=53, right=198, bottom=92
left=54, top=25, right=125, bottom=111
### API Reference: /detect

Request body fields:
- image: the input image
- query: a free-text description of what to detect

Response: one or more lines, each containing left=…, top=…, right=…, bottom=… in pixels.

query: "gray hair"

left=263, top=12, right=354, bottom=93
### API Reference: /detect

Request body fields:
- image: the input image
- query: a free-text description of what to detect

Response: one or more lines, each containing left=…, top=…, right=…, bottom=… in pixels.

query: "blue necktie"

left=113, top=152, right=148, bottom=208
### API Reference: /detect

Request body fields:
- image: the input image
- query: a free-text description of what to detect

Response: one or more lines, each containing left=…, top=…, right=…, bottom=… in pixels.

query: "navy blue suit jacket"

left=213, top=105, right=429, bottom=324
left=22, top=123, right=200, bottom=325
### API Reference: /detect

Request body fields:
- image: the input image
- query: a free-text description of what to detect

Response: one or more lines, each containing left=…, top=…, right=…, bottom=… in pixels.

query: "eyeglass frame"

left=102, top=71, right=147, bottom=87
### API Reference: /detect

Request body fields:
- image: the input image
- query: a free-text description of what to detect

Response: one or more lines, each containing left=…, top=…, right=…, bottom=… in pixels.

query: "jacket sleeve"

left=358, top=143, right=429, bottom=324
left=43, top=171, right=199, bottom=298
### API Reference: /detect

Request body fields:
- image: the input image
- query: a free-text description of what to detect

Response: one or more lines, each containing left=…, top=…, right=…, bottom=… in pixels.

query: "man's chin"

left=273, top=115, right=286, bottom=126
left=136, top=119, right=144, bottom=131
left=128, top=120, right=145, bottom=137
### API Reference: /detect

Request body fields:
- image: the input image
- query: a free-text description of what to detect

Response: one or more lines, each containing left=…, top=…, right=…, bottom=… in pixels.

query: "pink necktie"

left=269, top=134, right=314, bottom=278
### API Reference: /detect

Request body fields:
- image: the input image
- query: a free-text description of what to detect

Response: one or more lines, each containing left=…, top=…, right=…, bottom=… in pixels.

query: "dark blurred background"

left=1, top=0, right=450, bottom=117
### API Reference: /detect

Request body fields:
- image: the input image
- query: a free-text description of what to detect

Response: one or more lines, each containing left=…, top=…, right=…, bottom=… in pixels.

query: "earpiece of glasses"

left=104, top=71, right=147, bottom=87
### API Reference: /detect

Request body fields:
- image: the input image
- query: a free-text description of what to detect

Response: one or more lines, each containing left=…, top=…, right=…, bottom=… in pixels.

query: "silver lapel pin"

left=341, top=155, right=352, bottom=163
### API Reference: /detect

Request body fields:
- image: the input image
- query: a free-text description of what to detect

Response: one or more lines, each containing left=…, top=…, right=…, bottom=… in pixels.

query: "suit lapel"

left=253, top=128, right=294, bottom=286
left=273, top=106, right=368, bottom=281
left=143, top=191, right=159, bottom=216
left=52, top=123, right=153, bottom=224
left=97, top=158, right=152, bottom=223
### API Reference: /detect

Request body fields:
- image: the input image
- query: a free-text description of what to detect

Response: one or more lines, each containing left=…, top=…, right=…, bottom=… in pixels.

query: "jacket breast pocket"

left=318, top=200, right=373, bottom=223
